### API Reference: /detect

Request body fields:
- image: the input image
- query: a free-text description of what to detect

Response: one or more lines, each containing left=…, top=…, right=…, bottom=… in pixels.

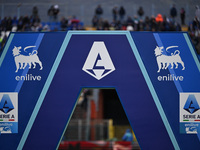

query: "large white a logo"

left=82, top=41, right=115, bottom=80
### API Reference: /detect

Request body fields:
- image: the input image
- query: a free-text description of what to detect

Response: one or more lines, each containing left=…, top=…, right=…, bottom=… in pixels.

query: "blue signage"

left=0, top=31, right=200, bottom=150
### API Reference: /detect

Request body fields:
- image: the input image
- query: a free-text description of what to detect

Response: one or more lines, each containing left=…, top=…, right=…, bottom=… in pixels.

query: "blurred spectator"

left=150, top=16, right=157, bottom=31
left=32, top=6, right=38, bottom=19
left=12, top=16, right=18, bottom=26
left=53, top=5, right=60, bottom=22
left=33, top=15, right=41, bottom=25
left=133, top=15, right=139, bottom=24
left=17, top=16, right=24, bottom=31
left=193, top=16, right=200, bottom=36
left=60, top=17, right=68, bottom=31
left=195, top=5, right=200, bottom=20
left=115, top=20, right=123, bottom=30
left=37, top=23, right=43, bottom=32
left=112, top=6, right=118, bottom=21
left=175, top=22, right=181, bottom=31
left=23, top=15, right=30, bottom=25
left=126, top=16, right=133, bottom=25
left=133, top=15, right=139, bottom=30
left=103, top=20, right=110, bottom=30
left=92, top=15, right=98, bottom=27
left=110, top=20, right=117, bottom=30
left=137, top=6, right=144, bottom=19
left=96, top=18, right=104, bottom=30
left=48, top=5, right=54, bottom=22
left=188, top=15, right=200, bottom=54
left=162, top=15, right=170, bottom=31
left=31, top=22, right=39, bottom=32
left=6, top=17, right=12, bottom=31
left=119, top=6, right=126, bottom=23
left=144, top=16, right=151, bottom=31
left=180, top=8, right=186, bottom=25
left=155, top=14, right=163, bottom=23
left=95, top=5, right=103, bottom=19
left=122, top=129, right=133, bottom=142
left=23, top=15, right=31, bottom=31
left=70, top=16, right=80, bottom=30
left=42, top=24, right=50, bottom=31
left=1, top=17, right=7, bottom=31
left=170, top=4, right=177, bottom=22
left=126, top=24, right=134, bottom=31
left=138, top=19, right=145, bottom=31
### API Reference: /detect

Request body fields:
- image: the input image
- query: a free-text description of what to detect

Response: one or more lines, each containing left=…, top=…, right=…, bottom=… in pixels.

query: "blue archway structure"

left=0, top=31, right=200, bottom=150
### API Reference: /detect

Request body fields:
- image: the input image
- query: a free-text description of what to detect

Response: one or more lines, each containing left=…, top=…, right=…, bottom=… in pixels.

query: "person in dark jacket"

left=170, top=4, right=177, bottom=22
left=119, top=6, right=126, bottom=22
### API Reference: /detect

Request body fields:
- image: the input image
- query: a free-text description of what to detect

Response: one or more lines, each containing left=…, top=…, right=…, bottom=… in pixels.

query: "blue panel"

left=0, top=31, right=200, bottom=150
left=0, top=32, right=67, bottom=150
left=132, top=32, right=200, bottom=150
left=23, top=33, right=173, bottom=150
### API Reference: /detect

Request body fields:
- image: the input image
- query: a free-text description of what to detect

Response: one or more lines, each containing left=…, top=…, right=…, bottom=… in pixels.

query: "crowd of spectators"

left=0, top=4, right=200, bottom=54
left=92, top=4, right=183, bottom=31
left=0, top=5, right=84, bottom=52
left=92, top=14, right=182, bottom=31
left=188, top=5, right=200, bottom=54
left=0, top=15, right=42, bottom=52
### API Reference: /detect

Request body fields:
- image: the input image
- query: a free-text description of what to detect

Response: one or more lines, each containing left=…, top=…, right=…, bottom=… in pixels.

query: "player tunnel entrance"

left=58, top=88, right=141, bottom=150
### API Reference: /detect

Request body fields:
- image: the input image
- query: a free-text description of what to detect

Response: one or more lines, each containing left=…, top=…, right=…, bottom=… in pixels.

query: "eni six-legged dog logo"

left=12, top=46, right=43, bottom=73
left=154, top=46, right=185, bottom=73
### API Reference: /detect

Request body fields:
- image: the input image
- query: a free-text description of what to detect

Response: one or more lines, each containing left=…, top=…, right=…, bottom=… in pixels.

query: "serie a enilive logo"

left=180, top=93, right=200, bottom=134
left=82, top=41, right=115, bottom=80
left=155, top=46, right=185, bottom=81
left=12, top=46, right=43, bottom=81
left=0, top=93, right=18, bottom=134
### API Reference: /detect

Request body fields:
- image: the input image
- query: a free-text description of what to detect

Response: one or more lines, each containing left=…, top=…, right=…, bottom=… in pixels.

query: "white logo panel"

left=0, top=92, right=18, bottom=134
left=82, top=41, right=115, bottom=80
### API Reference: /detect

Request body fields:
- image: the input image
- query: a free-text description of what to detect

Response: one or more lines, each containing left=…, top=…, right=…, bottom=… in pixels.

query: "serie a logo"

left=184, top=94, right=200, bottom=114
left=82, top=41, right=115, bottom=80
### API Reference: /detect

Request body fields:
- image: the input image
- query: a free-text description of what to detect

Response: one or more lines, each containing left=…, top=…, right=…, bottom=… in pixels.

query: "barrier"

left=0, top=31, right=200, bottom=149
